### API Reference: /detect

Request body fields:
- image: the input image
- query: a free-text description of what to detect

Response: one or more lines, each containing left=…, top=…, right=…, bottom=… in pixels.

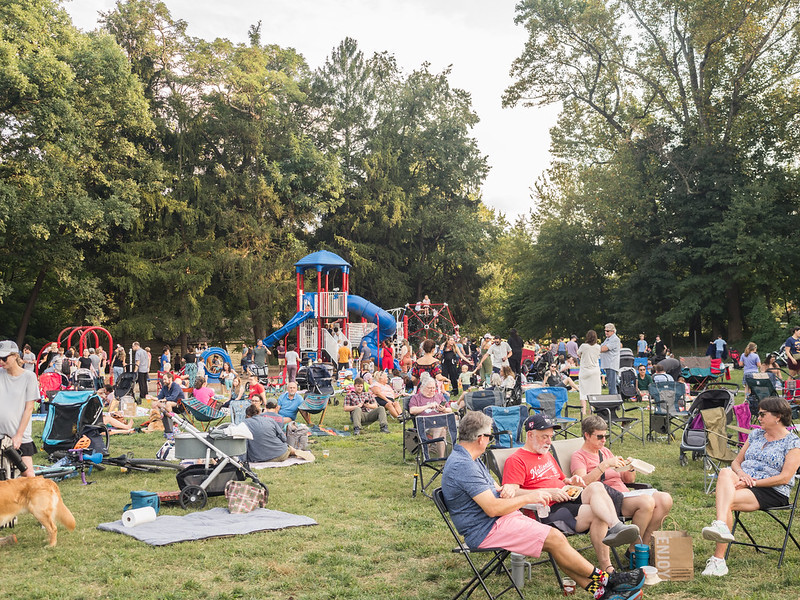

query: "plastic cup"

left=562, top=578, right=576, bottom=596
left=322, top=449, right=330, bottom=458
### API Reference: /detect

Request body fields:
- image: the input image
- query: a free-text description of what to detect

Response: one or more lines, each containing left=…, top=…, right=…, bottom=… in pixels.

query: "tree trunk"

left=180, top=331, right=188, bottom=357
left=16, top=267, right=47, bottom=346
left=726, top=283, right=743, bottom=342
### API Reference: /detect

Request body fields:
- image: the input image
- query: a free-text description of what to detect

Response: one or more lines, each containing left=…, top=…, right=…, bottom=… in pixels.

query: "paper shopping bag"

left=651, top=530, right=694, bottom=581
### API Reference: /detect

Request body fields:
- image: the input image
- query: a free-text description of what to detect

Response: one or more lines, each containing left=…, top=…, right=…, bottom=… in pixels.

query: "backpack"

left=286, top=422, right=309, bottom=451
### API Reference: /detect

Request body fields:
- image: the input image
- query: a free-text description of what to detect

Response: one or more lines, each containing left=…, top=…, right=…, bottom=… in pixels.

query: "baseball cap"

left=484, top=333, right=491, bottom=339
left=0, top=340, right=20, bottom=358
left=524, top=413, right=561, bottom=431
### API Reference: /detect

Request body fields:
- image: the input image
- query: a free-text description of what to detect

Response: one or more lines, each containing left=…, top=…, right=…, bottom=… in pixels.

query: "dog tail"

left=55, top=492, right=76, bottom=531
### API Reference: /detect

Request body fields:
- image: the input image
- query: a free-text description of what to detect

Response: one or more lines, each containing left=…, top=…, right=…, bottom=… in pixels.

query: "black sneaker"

left=352, top=427, right=360, bottom=436
left=380, top=425, right=390, bottom=434
left=599, top=569, right=645, bottom=600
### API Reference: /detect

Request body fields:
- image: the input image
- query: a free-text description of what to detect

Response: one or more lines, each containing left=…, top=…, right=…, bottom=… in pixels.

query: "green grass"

left=4, top=368, right=799, bottom=599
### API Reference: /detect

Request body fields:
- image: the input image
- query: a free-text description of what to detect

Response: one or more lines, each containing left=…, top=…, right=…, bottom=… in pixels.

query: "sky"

left=62, top=0, right=560, bottom=221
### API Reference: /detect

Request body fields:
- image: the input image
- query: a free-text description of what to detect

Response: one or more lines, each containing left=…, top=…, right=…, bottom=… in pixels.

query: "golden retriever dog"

left=0, top=477, right=75, bottom=546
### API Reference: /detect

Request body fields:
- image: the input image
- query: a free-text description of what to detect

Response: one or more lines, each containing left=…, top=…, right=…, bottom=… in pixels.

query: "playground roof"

left=295, top=250, right=351, bottom=273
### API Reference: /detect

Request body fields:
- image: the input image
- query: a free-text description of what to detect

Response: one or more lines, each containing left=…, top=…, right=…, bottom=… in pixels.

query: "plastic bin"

left=174, top=433, right=247, bottom=459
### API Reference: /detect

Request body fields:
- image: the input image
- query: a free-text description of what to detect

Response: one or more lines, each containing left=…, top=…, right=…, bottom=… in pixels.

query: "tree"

left=505, top=0, right=800, bottom=341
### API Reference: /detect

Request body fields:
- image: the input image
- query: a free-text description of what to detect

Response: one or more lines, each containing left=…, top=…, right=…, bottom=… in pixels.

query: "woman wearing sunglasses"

left=699, top=396, right=800, bottom=576
left=571, top=415, right=674, bottom=571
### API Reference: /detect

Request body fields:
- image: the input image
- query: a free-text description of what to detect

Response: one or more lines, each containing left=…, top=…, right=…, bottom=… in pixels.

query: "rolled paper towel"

left=122, top=506, right=157, bottom=527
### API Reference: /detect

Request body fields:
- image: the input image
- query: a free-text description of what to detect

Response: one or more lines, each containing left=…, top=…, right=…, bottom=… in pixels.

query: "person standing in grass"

left=739, top=342, right=761, bottom=396
left=701, top=396, right=800, bottom=576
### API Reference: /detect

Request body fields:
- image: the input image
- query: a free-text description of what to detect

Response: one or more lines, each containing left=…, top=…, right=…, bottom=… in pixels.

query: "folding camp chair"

left=524, top=387, right=579, bottom=438
left=485, top=447, right=518, bottom=482
left=647, top=382, right=689, bottom=443
left=746, top=374, right=779, bottom=417
left=700, top=406, right=739, bottom=495
left=182, top=396, right=227, bottom=431
left=413, top=412, right=458, bottom=499
left=297, top=393, right=330, bottom=426
left=483, top=405, right=527, bottom=448
left=464, top=388, right=505, bottom=412
left=726, top=468, right=800, bottom=567
left=587, top=394, right=644, bottom=446
left=432, top=487, right=526, bottom=600
left=228, top=399, right=250, bottom=425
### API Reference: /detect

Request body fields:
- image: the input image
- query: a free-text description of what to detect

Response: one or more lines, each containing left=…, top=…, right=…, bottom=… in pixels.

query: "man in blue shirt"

left=784, top=327, right=800, bottom=376
left=277, top=381, right=307, bottom=422
left=153, top=372, right=184, bottom=437
left=713, top=335, right=727, bottom=359
left=441, top=411, right=644, bottom=599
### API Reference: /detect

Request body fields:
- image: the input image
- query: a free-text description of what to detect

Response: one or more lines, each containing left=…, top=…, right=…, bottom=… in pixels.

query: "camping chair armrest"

left=628, top=482, right=653, bottom=490
left=493, top=429, right=513, bottom=438
left=420, top=436, right=446, bottom=446
left=565, top=403, right=582, bottom=418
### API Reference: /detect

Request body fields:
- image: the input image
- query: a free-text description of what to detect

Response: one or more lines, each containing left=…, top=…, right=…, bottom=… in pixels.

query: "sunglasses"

left=757, top=411, right=772, bottom=418
left=478, top=433, right=495, bottom=442
left=594, top=433, right=608, bottom=440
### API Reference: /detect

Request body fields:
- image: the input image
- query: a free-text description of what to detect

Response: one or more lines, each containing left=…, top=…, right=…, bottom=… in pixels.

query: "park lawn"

left=4, top=368, right=800, bottom=600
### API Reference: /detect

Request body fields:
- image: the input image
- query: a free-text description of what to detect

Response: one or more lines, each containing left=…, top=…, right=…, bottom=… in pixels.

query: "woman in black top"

left=508, top=329, right=524, bottom=374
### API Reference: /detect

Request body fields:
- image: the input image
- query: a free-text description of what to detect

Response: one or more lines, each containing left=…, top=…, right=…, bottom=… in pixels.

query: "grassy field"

left=4, top=368, right=800, bottom=600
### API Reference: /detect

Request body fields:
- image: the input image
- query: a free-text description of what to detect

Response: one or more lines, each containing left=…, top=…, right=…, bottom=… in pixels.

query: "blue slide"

left=261, top=293, right=397, bottom=362
left=347, top=294, right=397, bottom=361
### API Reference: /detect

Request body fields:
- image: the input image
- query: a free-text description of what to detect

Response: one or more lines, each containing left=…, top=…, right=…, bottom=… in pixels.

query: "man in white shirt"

left=0, top=341, right=39, bottom=476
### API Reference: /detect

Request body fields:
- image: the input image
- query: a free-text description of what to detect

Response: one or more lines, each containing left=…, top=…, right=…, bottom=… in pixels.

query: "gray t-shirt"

left=441, top=444, right=498, bottom=548
left=253, top=346, right=269, bottom=367
left=244, top=415, right=288, bottom=462
left=135, top=348, right=149, bottom=373
left=602, top=334, right=620, bottom=371
left=22, top=351, right=36, bottom=372
left=89, top=354, right=101, bottom=372
left=0, top=369, right=40, bottom=443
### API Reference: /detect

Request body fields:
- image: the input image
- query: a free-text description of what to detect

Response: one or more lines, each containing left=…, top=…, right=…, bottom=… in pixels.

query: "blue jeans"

left=606, top=369, right=618, bottom=395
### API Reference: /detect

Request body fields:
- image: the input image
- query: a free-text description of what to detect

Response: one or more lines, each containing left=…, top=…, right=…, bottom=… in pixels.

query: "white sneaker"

left=701, top=556, right=729, bottom=576
left=702, top=520, right=735, bottom=543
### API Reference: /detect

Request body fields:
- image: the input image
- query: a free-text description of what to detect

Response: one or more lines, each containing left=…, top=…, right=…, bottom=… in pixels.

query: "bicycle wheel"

left=124, top=458, right=183, bottom=472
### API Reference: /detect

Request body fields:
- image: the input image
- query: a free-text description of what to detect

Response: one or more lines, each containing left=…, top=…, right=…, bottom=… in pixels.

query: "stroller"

left=618, top=348, right=637, bottom=400
left=298, top=364, right=334, bottom=395
left=72, top=368, right=95, bottom=391
left=678, top=388, right=735, bottom=466
left=527, top=351, right=554, bottom=383
left=41, top=390, right=105, bottom=454
left=171, top=412, right=268, bottom=510
left=114, top=371, right=137, bottom=399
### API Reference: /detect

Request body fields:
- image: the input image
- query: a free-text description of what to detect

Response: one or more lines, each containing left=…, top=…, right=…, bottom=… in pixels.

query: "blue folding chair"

left=633, top=358, right=649, bottom=371
left=483, top=405, right=527, bottom=448
left=525, top=387, right=579, bottom=438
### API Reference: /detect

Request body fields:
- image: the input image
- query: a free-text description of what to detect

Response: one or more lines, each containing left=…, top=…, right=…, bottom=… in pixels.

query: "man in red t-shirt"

left=247, top=374, right=266, bottom=407
left=503, top=414, right=640, bottom=573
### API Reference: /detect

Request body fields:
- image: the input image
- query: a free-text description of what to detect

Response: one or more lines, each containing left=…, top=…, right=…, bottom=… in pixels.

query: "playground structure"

left=261, top=251, right=400, bottom=364
left=37, top=326, right=114, bottom=377
left=401, top=302, right=457, bottom=347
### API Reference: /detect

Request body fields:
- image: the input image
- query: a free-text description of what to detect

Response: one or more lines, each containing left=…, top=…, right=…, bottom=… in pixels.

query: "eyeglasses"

left=758, top=411, right=772, bottom=418
left=594, top=433, right=608, bottom=440
left=478, top=433, right=495, bottom=442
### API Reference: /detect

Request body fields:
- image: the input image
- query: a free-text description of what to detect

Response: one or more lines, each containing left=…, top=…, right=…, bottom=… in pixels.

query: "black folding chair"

left=647, top=382, right=690, bottom=444
left=432, top=487, right=526, bottom=600
left=588, top=394, right=644, bottom=446
left=413, top=413, right=458, bottom=499
left=725, top=469, right=800, bottom=567
left=464, top=389, right=505, bottom=412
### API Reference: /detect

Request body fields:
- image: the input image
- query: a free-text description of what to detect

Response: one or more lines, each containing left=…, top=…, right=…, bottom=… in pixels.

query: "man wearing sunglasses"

left=0, top=340, right=39, bottom=476
left=503, top=414, right=641, bottom=575
left=442, top=411, right=644, bottom=599
left=600, top=323, right=621, bottom=395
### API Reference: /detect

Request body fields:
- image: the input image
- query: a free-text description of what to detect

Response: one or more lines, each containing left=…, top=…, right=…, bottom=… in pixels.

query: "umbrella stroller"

left=171, top=412, right=268, bottom=510
left=679, top=388, right=735, bottom=466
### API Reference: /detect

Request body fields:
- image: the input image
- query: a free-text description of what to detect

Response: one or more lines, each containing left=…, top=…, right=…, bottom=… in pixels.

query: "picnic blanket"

left=250, top=456, right=314, bottom=468
left=97, top=507, right=316, bottom=546
left=309, top=424, right=350, bottom=436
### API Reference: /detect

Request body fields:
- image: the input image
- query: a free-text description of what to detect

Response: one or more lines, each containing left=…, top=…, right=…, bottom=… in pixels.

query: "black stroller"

left=618, top=348, right=637, bottom=400
left=114, top=371, right=137, bottom=399
left=679, top=389, right=736, bottom=466
left=297, top=364, right=334, bottom=395
left=527, top=351, right=554, bottom=383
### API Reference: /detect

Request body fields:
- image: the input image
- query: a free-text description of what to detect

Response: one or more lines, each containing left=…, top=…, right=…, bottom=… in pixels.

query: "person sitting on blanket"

left=243, top=404, right=313, bottom=463
left=152, top=371, right=185, bottom=437
left=571, top=415, right=673, bottom=562
left=263, top=398, right=290, bottom=425
left=96, top=386, right=135, bottom=432
left=442, top=411, right=645, bottom=600
left=344, top=377, right=388, bottom=436
left=277, top=381, right=309, bottom=422
left=502, top=414, right=641, bottom=575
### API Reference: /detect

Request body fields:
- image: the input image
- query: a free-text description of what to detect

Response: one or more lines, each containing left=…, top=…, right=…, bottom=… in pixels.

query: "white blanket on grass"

left=97, top=507, right=316, bottom=546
